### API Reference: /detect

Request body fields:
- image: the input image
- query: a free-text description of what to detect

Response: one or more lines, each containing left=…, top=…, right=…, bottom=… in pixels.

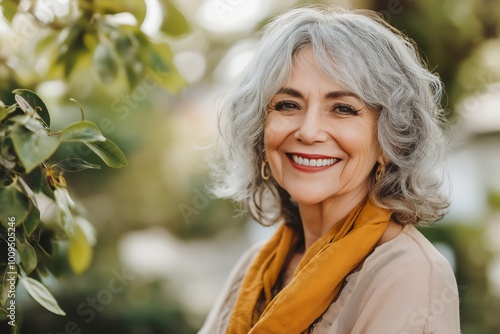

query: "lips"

left=286, top=153, right=340, bottom=168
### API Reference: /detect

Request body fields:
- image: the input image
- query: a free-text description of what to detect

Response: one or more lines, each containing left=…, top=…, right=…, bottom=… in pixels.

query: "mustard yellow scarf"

left=226, top=198, right=391, bottom=333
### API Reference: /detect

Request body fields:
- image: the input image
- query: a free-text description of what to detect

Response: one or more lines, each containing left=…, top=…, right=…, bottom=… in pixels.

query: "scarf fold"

left=226, top=198, right=391, bottom=334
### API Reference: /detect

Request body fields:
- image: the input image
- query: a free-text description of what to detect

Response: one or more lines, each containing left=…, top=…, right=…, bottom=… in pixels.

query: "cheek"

left=265, top=114, right=296, bottom=141
left=336, top=121, right=379, bottom=155
left=264, top=116, right=289, bottom=180
left=336, top=129, right=381, bottom=176
left=264, top=115, right=286, bottom=150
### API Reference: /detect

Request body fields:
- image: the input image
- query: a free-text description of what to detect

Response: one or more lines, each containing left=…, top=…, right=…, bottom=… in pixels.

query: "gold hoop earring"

left=261, top=157, right=271, bottom=181
left=375, top=163, right=386, bottom=183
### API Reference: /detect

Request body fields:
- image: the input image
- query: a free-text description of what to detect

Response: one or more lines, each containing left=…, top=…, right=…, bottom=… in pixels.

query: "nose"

left=294, top=106, right=328, bottom=144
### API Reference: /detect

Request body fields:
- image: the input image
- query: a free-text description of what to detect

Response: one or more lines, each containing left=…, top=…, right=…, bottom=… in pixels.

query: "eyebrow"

left=275, top=87, right=361, bottom=100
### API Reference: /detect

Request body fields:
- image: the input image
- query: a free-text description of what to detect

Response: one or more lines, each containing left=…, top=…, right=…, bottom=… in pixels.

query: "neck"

left=297, top=188, right=369, bottom=251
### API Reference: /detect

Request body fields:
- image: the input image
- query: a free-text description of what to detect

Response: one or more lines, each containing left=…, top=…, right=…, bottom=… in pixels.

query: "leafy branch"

left=1, top=0, right=189, bottom=92
left=0, top=89, right=127, bottom=316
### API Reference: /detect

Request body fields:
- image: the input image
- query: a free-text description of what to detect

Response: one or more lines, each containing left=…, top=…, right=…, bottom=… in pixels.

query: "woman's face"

left=264, top=47, right=383, bottom=206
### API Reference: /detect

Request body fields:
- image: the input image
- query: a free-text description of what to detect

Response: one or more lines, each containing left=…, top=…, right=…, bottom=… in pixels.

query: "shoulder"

left=319, top=224, right=460, bottom=334
left=368, top=224, right=453, bottom=274
left=198, top=240, right=265, bottom=334
left=356, top=224, right=460, bottom=332
left=230, top=240, right=267, bottom=281
left=363, top=224, right=460, bottom=310
left=366, top=224, right=457, bottom=291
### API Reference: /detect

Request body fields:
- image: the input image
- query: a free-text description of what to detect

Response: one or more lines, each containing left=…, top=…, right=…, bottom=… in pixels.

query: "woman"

left=201, top=6, right=460, bottom=334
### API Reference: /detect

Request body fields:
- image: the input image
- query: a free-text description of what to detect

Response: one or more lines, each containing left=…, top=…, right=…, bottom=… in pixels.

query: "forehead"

left=281, top=47, right=356, bottom=97
left=285, top=47, right=340, bottom=88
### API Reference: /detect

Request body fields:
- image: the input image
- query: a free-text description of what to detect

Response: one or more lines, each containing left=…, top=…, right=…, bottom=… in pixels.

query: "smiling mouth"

left=287, top=153, right=340, bottom=168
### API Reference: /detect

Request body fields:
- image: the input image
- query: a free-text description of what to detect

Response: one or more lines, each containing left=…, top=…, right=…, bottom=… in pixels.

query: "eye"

left=269, top=100, right=300, bottom=112
left=332, top=103, right=360, bottom=116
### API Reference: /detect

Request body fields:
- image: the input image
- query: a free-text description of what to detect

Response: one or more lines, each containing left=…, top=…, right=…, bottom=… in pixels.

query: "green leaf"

left=75, top=216, right=97, bottom=246
left=95, top=0, right=147, bottom=24
left=0, top=184, right=30, bottom=227
left=16, top=237, right=37, bottom=274
left=23, top=205, right=40, bottom=237
left=14, top=94, right=34, bottom=113
left=37, top=230, right=55, bottom=257
left=143, top=43, right=186, bottom=94
left=0, top=135, right=16, bottom=170
left=40, top=175, right=56, bottom=201
left=18, top=173, right=38, bottom=203
left=54, top=158, right=101, bottom=172
left=10, top=124, right=60, bottom=173
left=56, top=19, right=86, bottom=55
left=12, top=89, right=51, bottom=128
left=16, top=177, right=40, bottom=236
left=159, top=0, right=190, bottom=37
left=56, top=19, right=87, bottom=78
left=0, top=104, right=17, bottom=123
left=53, top=188, right=76, bottom=236
left=68, top=224, right=93, bottom=274
left=60, top=120, right=106, bottom=142
left=84, top=139, right=128, bottom=168
left=1, top=0, right=19, bottom=23
left=9, top=114, right=46, bottom=133
left=62, top=48, right=83, bottom=78
left=0, top=266, right=13, bottom=306
left=125, top=62, right=143, bottom=90
left=20, top=276, right=66, bottom=316
left=93, top=42, right=119, bottom=84
left=111, top=28, right=142, bottom=89
left=113, top=30, right=137, bottom=62
left=83, top=32, right=98, bottom=51
left=145, top=41, right=173, bottom=73
left=24, top=166, right=43, bottom=193
left=0, top=161, right=15, bottom=176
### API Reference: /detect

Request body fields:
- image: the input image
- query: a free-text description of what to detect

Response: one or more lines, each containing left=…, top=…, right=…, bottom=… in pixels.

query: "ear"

left=377, top=153, right=388, bottom=165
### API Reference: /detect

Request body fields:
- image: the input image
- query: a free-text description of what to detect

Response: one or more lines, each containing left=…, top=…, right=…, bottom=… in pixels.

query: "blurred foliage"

left=0, top=89, right=126, bottom=321
left=422, top=225, right=500, bottom=333
left=10, top=265, right=198, bottom=334
left=0, top=0, right=193, bottom=332
left=0, top=0, right=187, bottom=103
left=488, top=190, right=500, bottom=210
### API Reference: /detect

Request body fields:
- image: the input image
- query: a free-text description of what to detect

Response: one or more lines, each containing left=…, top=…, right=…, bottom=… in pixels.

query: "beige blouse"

left=199, top=224, right=461, bottom=334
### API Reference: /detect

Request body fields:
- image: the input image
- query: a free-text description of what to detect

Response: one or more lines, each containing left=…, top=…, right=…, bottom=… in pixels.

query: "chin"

left=287, top=191, right=329, bottom=206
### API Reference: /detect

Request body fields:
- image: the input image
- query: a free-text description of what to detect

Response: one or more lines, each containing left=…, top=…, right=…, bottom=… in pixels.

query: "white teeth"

left=291, top=155, right=338, bottom=167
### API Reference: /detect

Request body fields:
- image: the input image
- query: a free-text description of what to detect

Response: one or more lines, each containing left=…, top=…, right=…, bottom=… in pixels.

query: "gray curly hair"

left=210, top=6, right=450, bottom=226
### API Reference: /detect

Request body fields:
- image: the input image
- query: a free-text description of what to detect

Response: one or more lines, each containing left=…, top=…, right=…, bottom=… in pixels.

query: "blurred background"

left=0, top=0, right=499, bottom=333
